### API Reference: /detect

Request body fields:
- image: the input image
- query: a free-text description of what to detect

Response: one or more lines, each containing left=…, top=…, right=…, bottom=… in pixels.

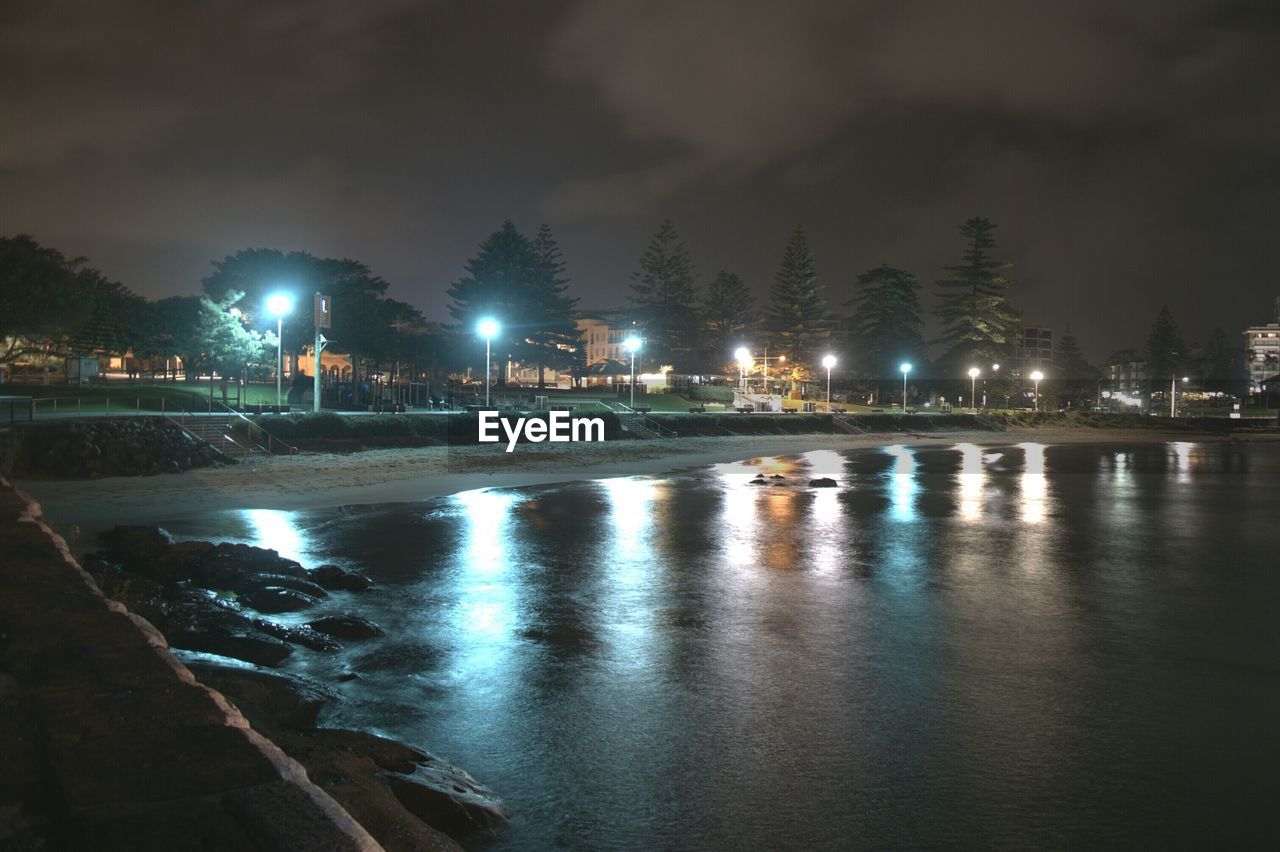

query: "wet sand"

left=16, top=427, right=1270, bottom=532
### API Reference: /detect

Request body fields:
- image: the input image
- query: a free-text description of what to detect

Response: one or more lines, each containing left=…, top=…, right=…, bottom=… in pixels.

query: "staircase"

left=832, top=415, right=870, bottom=435
left=169, top=414, right=271, bottom=459
left=621, top=416, right=661, bottom=440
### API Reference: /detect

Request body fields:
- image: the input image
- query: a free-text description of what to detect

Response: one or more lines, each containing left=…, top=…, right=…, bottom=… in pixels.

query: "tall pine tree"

left=1051, top=324, right=1099, bottom=407
left=767, top=226, right=830, bottom=377
left=934, top=217, right=1020, bottom=373
left=447, top=221, right=543, bottom=385
left=529, top=224, right=582, bottom=388
left=629, top=220, right=700, bottom=369
left=1144, top=304, right=1187, bottom=381
left=703, top=270, right=756, bottom=366
left=1053, top=325, right=1097, bottom=380
left=846, top=264, right=925, bottom=385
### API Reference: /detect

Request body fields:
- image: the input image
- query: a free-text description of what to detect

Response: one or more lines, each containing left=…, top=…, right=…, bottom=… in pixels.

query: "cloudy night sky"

left=3, top=0, right=1278, bottom=360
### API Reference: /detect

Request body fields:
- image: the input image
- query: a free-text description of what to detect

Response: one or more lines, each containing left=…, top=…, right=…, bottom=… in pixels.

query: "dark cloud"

left=2, top=0, right=1278, bottom=361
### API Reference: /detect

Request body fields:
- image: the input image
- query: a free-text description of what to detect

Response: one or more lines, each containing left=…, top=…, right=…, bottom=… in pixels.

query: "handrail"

left=209, top=399, right=297, bottom=455
left=164, top=411, right=253, bottom=459
left=610, top=402, right=679, bottom=438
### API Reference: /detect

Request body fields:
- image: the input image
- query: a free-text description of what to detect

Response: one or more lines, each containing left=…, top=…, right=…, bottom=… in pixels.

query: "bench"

left=735, top=405, right=755, bottom=413
left=687, top=406, right=706, bottom=413
left=632, top=406, right=652, bottom=414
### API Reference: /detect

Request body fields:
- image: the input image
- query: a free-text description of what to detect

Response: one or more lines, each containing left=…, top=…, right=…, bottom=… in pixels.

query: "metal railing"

left=609, top=402, right=680, bottom=439
left=208, top=399, right=297, bottom=455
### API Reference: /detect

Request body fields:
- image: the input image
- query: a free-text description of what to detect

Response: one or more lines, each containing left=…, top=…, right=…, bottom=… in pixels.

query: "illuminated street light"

left=900, top=362, right=912, bottom=412
left=1030, top=370, right=1045, bottom=411
left=477, top=318, right=500, bottom=407
left=735, top=346, right=751, bottom=391
left=822, top=354, right=837, bottom=408
left=625, top=336, right=642, bottom=409
left=266, top=293, right=294, bottom=408
left=968, top=367, right=980, bottom=411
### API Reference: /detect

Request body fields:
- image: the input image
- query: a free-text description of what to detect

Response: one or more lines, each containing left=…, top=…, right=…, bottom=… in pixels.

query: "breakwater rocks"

left=3, top=418, right=230, bottom=479
left=85, top=524, right=507, bottom=848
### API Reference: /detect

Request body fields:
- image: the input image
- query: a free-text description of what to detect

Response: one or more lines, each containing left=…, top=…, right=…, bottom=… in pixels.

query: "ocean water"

left=159, top=441, right=1280, bottom=850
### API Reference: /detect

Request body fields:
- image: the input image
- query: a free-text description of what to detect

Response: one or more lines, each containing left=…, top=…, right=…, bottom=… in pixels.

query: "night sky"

left=4, top=1, right=1278, bottom=359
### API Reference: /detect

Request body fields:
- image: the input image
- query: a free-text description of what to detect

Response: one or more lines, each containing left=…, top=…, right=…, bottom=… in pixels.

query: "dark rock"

left=770, top=474, right=785, bottom=479
left=234, top=572, right=329, bottom=600
left=809, top=477, right=839, bottom=487
left=178, top=652, right=339, bottom=729
left=308, top=564, right=374, bottom=592
left=382, top=758, right=507, bottom=837
left=747, top=479, right=768, bottom=486
left=308, top=564, right=347, bottom=590
left=336, top=572, right=374, bottom=592
left=306, top=615, right=384, bottom=641
left=241, top=586, right=321, bottom=614
left=166, top=616, right=294, bottom=667
left=255, top=727, right=465, bottom=851
left=99, top=525, right=174, bottom=564
left=247, top=617, right=343, bottom=652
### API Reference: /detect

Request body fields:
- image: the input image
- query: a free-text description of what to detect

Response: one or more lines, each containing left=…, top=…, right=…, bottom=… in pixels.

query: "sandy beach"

left=16, top=426, right=1269, bottom=534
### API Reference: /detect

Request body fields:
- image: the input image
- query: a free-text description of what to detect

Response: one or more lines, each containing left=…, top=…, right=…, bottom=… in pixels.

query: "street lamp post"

left=734, top=346, right=750, bottom=392
left=1172, top=375, right=1189, bottom=417
left=822, top=354, right=837, bottom=408
left=625, top=336, right=642, bottom=408
left=266, top=293, right=294, bottom=409
left=900, top=362, right=912, bottom=412
left=1031, top=370, right=1044, bottom=411
left=477, top=318, right=499, bottom=407
left=968, top=367, right=980, bottom=412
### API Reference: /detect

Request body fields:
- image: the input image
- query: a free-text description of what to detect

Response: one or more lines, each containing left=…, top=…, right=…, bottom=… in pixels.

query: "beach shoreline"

left=16, top=427, right=1274, bottom=534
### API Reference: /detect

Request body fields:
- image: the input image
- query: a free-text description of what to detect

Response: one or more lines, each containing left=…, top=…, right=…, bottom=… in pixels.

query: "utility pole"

left=314, top=293, right=332, bottom=413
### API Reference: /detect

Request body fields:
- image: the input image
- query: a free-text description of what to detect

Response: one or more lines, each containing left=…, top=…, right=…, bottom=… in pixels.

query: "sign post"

left=314, top=293, right=332, bottom=413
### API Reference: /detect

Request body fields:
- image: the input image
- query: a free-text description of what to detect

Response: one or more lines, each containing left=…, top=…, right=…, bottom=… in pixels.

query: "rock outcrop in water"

left=180, top=652, right=506, bottom=849
left=86, top=525, right=376, bottom=667
left=82, top=527, right=506, bottom=846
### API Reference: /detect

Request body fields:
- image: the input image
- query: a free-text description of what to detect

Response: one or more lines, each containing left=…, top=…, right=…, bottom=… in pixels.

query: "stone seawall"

left=0, top=475, right=382, bottom=851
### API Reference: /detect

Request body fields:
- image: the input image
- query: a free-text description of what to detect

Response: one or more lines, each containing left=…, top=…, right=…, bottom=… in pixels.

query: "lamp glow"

left=900, top=362, right=912, bottom=412
left=477, top=318, right=499, bottom=339
left=822, top=354, right=837, bottom=408
left=1030, top=370, right=1044, bottom=412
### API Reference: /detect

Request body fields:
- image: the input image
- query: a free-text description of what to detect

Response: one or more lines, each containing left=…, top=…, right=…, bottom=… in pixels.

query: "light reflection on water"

left=155, top=441, right=1277, bottom=850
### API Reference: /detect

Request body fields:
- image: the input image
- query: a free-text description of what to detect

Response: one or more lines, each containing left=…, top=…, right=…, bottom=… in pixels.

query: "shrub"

left=688, top=385, right=734, bottom=403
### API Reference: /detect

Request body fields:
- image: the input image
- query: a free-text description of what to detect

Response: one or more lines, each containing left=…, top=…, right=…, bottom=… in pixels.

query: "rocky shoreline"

left=83, top=525, right=507, bottom=850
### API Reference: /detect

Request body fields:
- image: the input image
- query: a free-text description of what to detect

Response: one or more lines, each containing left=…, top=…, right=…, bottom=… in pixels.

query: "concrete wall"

left=0, top=475, right=383, bottom=850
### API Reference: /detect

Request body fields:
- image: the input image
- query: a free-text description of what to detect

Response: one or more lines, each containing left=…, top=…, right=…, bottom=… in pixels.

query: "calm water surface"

left=161, top=442, right=1280, bottom=849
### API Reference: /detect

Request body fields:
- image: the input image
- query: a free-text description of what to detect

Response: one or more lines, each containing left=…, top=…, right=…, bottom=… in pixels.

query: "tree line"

left=0, top=218, right=1252, bottom=405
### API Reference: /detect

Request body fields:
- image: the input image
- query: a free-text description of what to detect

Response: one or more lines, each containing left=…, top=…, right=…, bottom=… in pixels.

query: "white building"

left=1243, top=297, right=1280, bottom=391
left=503, top=310, right=638, bottom=387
